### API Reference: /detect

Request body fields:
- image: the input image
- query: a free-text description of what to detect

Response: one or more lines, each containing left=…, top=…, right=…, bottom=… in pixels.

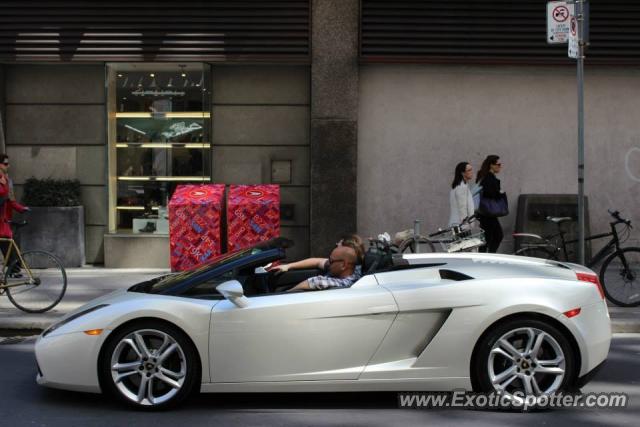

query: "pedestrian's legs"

left=478, top=216, right=503, bottom=253
left=489, top=218, right=503, bottom=253
left=0, top=240, right=20, bottom=274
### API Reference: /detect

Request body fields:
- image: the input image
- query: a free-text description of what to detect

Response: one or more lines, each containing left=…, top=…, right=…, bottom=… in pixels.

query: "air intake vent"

left=0, top=0, right=310, bottom=62
left=439, top=269, right=473, bottom=281
left=361, top=0, right=640, bottom=64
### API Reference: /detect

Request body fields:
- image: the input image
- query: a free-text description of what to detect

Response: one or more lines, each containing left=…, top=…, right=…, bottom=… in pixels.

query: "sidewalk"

left=0, top=267, right=165, bottom=331
left=0, top=267, right=638, bottom=333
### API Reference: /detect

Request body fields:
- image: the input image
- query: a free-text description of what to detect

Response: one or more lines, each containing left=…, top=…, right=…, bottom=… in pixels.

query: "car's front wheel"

left=99, top=320, right=199, bottom=409
left=473, top=318, right=577, bottom=400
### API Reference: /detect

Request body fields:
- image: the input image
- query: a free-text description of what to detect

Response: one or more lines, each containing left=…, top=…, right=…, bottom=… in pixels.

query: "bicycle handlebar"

left=428, top=215, right=477, bottom=238
left=608, top=209, right=632, bottom=228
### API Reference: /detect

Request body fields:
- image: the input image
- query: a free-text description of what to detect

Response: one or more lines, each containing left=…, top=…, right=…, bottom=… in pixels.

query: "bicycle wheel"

left=599, top=247, right=640, bottom=307
left=515, top=247, right=558, bottom=260
left=6, top=250, right=67, bottom=313
left=399, top=237, right=436, bottom=253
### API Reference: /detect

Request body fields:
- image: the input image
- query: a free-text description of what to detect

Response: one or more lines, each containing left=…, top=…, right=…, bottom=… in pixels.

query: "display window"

left=106, top=63, right=211, bottom=234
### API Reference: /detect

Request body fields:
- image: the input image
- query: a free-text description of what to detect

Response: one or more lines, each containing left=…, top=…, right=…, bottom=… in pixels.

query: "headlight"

left=42, top=304, right=110, bottom=337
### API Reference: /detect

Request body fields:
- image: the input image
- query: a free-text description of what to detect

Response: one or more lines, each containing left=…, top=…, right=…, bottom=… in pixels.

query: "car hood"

left=56, top=288, right=148, bottom=322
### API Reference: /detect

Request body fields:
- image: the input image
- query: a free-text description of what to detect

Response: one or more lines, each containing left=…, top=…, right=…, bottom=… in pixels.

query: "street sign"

left=568, top=15, right=579, bottom=58
left=547, top=1, right=574, bottom=44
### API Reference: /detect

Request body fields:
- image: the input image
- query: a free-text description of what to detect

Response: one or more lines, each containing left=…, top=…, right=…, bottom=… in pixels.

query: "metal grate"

left=0, top=0, right=310, bottom=62
left=361, top=0, right=640, bottom=64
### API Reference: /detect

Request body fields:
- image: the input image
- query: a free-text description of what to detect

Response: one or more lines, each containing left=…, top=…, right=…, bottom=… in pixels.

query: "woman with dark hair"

left=448, top=162, right=475, bottom=226
left=476, top=155, right=504, bottom=253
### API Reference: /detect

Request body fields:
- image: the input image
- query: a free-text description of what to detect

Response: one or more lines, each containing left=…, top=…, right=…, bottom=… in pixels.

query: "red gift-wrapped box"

left=169, top=184, right=225, bottom=271
left=227, top=185, right=280, bottom=251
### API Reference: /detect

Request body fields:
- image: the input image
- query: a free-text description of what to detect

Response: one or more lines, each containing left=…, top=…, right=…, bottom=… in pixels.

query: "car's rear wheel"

left=473, top=318, right=576, bottom=401
left=99, top=320, right=199, bottom=409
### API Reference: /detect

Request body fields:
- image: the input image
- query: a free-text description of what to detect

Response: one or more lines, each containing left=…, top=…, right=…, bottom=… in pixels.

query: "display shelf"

left=115, top=112, right=210, bottom=118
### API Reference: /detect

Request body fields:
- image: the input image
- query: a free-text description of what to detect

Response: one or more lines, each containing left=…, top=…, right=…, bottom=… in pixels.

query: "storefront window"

left=106, top=63, right=211, bottom=234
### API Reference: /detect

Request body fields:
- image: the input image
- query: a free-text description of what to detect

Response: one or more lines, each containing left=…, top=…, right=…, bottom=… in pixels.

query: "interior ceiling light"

left=149, top=73, right=155, bottom=77
left=137, top=76, right=143, bottom=87
left=117, top=73, right=123, bottom=78
left=167, top=77, right=173, bottom=87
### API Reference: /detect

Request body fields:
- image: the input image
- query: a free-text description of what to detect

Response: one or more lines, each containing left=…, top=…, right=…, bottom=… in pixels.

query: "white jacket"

left=448, top=182, right=475, bottom=226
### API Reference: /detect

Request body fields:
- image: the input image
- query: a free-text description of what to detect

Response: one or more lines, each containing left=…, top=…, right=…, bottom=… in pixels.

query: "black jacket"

left=479, top=172, right=501, bottom=200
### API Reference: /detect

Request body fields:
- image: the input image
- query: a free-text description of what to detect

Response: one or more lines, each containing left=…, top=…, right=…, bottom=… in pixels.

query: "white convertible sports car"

left=35, top=238, right=611, bottom=409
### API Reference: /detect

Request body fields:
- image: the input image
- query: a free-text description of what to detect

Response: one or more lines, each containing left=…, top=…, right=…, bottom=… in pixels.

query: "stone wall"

left=358, top=64, right=640, bottom=252
left=310, top=0, right=359, bottom=256
left=211, top=65, right=311, bottom=260
left=4, top=65, right=106, bottom=263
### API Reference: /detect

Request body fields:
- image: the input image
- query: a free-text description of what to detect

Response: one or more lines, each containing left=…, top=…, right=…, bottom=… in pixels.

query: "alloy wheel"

left=487, top=327, right=566, bottom=397
left=110, top=329, right=187, bottom=406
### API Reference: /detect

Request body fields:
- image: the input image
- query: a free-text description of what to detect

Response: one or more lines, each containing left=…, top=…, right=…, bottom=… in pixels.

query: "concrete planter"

left=16, top=206, right=85, bottom=267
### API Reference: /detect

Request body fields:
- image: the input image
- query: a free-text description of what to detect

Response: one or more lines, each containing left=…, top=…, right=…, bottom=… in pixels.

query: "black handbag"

left=478, top=192, right=509, bottom=217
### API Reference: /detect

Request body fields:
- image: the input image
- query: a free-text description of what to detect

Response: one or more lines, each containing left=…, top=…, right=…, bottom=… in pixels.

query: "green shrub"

left=22, top=178, right=82, bottom=207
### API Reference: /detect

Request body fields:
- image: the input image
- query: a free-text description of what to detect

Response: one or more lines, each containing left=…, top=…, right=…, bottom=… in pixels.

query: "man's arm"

left=286, top=280, right=311, bottom=292
left=268, top=258, right=327, bottom=273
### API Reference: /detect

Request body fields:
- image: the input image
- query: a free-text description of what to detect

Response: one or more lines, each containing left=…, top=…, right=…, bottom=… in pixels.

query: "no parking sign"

left=547, top=1, right=574, bottom=44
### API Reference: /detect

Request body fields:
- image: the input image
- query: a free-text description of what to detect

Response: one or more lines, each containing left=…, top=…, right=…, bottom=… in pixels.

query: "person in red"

left=0, top=154, right=29, bottom=277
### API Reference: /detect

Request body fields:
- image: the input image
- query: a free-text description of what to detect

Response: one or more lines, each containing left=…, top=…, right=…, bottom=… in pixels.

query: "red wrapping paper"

left=169, top=184, right=225, bottom=271
left=227, top=185, right=280, bottom=251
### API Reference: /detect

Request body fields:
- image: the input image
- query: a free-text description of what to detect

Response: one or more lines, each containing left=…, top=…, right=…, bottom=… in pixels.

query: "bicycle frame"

left=560, top=221, right=622, bottom=267
left=0, top=237, right=35, bottom=290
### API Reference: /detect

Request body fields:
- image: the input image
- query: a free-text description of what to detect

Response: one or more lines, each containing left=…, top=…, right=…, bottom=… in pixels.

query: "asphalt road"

left=0, top=334, right=638, bottom=427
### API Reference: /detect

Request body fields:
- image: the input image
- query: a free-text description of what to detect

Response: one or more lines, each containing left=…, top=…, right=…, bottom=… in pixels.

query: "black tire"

left=6, top=250, right=67, bottom=313
left=473, top=318, right=576, bottom=400
left=515, top=247, right=558, bottom=261
left=99, top=320, right=200, bottom=410
left=599, top=247, right=640, bottom=307
left=399, top=237, right=436, bottom=253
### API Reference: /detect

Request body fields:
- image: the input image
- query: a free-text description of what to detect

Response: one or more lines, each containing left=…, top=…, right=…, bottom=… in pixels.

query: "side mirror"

left=217, top=280, right=249, bottom=308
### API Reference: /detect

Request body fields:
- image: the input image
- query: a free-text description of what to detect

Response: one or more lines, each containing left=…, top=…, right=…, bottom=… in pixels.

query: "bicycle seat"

left=546, top=216, right=573, bottom=224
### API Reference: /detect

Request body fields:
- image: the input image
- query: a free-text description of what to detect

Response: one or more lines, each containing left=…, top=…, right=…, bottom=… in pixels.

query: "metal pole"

left=413, top=219, right=421, bottom=253
left=576, top=0, right=586, bottom=265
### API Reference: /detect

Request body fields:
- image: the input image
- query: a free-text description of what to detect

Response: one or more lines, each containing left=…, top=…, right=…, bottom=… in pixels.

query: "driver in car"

left=286, top=245, right=360, bottom=292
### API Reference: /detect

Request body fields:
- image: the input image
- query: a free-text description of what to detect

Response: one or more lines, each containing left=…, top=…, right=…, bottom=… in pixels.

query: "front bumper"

left=35, top=330, right=108, bottom=393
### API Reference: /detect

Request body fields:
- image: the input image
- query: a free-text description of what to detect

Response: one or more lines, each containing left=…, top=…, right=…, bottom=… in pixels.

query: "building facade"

left=0, top=1, right=638, bottom=266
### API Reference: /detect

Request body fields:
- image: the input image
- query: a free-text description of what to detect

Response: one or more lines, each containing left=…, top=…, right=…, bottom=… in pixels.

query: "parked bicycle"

left=0, top=221, right=67, bottom=313
left=428, top=215, right=485, bottom=253
left=513, top=210, right=639, bottom=307
left=393, top=216, right=485, bottom=254
left=394, top=220, right=436, bottom=254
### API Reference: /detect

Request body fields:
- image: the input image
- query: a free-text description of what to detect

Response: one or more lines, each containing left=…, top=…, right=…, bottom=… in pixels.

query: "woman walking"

left=448, top=162, right=475, bottom=227
left=476, top=155, right=504, bottom=253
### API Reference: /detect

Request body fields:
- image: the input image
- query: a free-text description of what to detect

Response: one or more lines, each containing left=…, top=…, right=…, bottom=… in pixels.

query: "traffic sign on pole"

left=547, top=1, right=574, bottom=44
left=568, top=15, right=579, bottom=58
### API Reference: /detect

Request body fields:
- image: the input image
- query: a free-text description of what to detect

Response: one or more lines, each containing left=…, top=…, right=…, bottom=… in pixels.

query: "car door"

left=209, top=275, right=397, bottom=383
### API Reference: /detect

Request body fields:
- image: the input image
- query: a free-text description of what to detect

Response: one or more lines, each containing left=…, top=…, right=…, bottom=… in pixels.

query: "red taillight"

left=563, top=308, right=581, bottom=318
left=576, top=272, right=605, bottom=300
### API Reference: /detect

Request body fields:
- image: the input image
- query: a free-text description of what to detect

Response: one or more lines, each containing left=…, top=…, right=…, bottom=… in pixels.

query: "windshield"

left=141, top=246, right=262, bottom=294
